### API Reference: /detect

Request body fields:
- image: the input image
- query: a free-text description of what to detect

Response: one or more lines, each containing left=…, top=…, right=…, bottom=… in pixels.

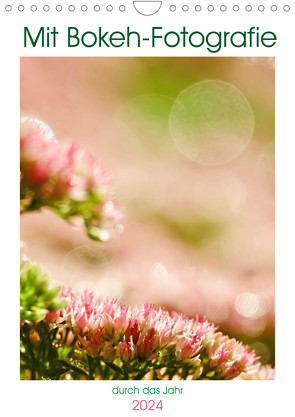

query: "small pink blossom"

left=124, top=320, right=140, bottom=344
left=117, top=337, right=135, bottom=362
left=236, top=364, right=275, bottom=380
left=72, top=306, right=89, bottom=335
left=137, top=328, right=157, bottom=360
left=175, top=334, right=202, bottom=361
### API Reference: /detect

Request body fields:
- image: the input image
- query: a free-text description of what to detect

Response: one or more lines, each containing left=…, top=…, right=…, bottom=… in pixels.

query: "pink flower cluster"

left=206, top=333, right=259, bottom=379
left=20, top=116, right=121, bottom=241
left=236, top=364, right=275, bottom=380
left=46, top=288, right=265, bottom=380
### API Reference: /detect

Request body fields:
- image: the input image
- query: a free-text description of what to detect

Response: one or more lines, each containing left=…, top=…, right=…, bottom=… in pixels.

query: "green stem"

left=64, top=328, right=70, bottom=345
left=123, top=366, right=129, bottom=380
left=96, top=359, right=104, bottom=379
left=25, top=332, right=39, bottom=379
left=87, top=355, right=96, bottom=380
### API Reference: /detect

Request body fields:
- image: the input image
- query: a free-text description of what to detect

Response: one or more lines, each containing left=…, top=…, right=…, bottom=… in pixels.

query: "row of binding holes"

left=170, top=5, right=291, bottom=12
left=3, top=4, right=292, bottom=12
left=4, top=5, right=127, bottom=12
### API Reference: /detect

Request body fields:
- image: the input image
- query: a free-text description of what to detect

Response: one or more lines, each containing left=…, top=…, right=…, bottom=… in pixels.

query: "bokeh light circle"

left=115, top=94, right=175, bottom=153
left=250, top=342, right=271, bottom=364
left=235, top=292, right=267, bottom=319
left=169, top=80, right=254, bottom=165
left=59, top=245, right=109, bottom=287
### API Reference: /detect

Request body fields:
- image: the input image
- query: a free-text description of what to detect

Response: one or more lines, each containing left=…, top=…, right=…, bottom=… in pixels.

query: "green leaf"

left=87, top=226, right=103, bottom=241
left=39, top=285, right=61, bottom=302
left=57, top=346, right=73, bottom=360
left=104, top=361, right=124, bottom=375
left=43, top=367, right=69, bottom=378
left=47, top=298, right=68, bottom=311
left=30, top=306, right=48, bottom=322
left=35, top=275, right=50, bottom=295
left=57, top=360, right=89, bottom=376
left=21, top=309, right=47, bottom=322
